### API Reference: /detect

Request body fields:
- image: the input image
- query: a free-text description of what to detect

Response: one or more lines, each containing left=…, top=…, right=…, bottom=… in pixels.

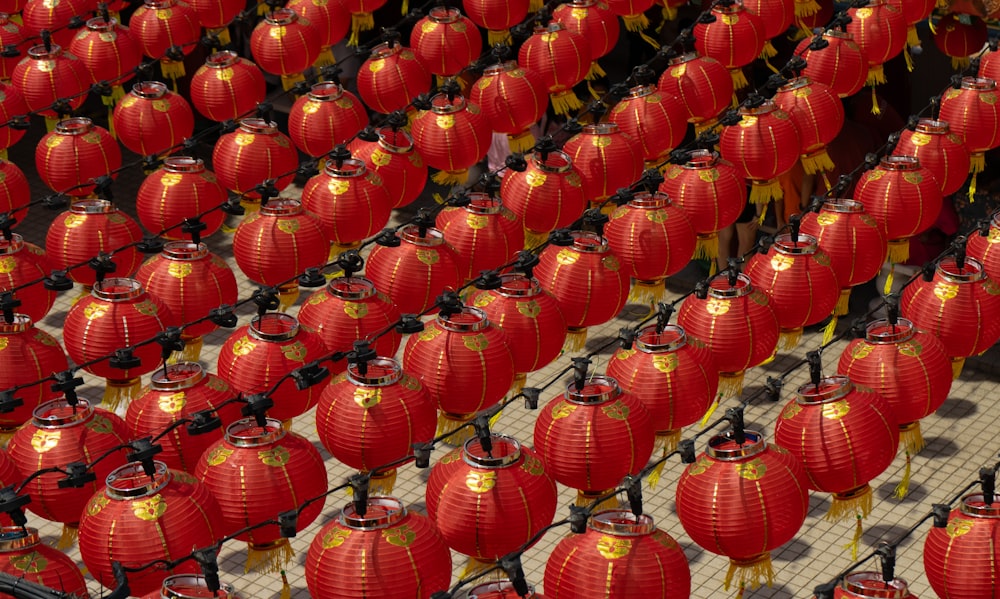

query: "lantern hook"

left=240, top=393, right=274, bottom=427
left=0, top=390, right=22, bottom=414
left=0, top=486, right=29, bottom=530
left=655, top=302, right=674, bottom=333
left=413, top=442, right=433, bottom=468
left=950, top=235, right=968, bottom=271
left=875, top=542, right=896, bottom=584
left=623, top=474, right=643, bottom=518
left=253, top=179, right=279, bottom=208
left=50, top=370, right=84, bottom=408
left=180, top=217, right=206, bottom=245
left=499, top=554, right=531, bottom=596
left=126, top=437, right=164, bottom=479
left=0, top=291, right=18, bottom=324
left=414, top=207, right=436, bottom=238
left=192, top=548, right=221, bottom=594
left=583, top=208, right=608, bottom=237
left=472, top=413, right=494, bottom=458
left=589, top=100, right=608, bottom=124
left=641, top=167, right=665, bottom=191
left=348, top=340, right=376, bottom=376
left=329, top=144, right=352, bottom=170
left=726, top=257, right=741, bottom=287
left=813, top=583, right=836, bottom=599
left=186, top=409, right=222, bottom=436
left=522, top=387, right=540, bottom=410
left=386, top=110, right=408, bottom=131
left=567, top=504, right=589, bottom=533
left=534, top=136, right=558, bottom=163
left=40, top=29, right=52, bottom=54
left=0, top=213, right=11, bottom=242
left=514, top=250, right=540, bottom=278
left=725, top=406, right=745, bottom=445
left=789, top=213, right=801, bottom=245
left=980, top=466, right=996, bottom=505
left=678, top=438, right=696, bottom=463
left=931, top=503, right=951, bottom=527
left=474, top=270, right=503, bottom=291
left=349, top=473, right=370, bottom=518
left=278, top=509, right=298, bottom=538
left=291, top=360, right=330, bottom=390
left=504, top=153, right=528, bottom=173
left=251, top=287, right=280, bottom=315
left=571, top=357, right=591, bottom=392
left=884, top=296, right=899, bottom=326
left=806, top=350, right=822, bottom=387
left=335, top=249, right=364, bottom=277
left=617, top=327, right=636, bottom=350
left=764, top=376, right=783, bottom=402
left=435, top=290, right=463, bottom=318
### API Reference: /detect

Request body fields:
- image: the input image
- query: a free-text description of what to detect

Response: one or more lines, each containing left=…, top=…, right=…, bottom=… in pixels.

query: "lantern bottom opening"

left=724, top=552, right=774, bottom=592
left=246, top=538, right=295, bottom=574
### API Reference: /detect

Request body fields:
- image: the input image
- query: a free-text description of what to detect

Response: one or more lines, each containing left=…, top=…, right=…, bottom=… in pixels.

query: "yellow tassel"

left=700, top=394, right=722, bottom=427
left=827, top=485, right=874, bottom=523
left=899, top=421, right=925, bottom=456
left=951, top=356, right=966, bottom=379
left=431, top=169, right=469, bottom=186
left=842, top=514, right=865, bottom=560
left=801, top=150, right=836, bottom=175
left=280, top=73, right=305, bottom=92
left=160, top=60, right=186, bottom=91
left=970, top=153, right=985, bottom=174
left=349, top=12, right=375, bottom=46
left=437, top=411, right=475, bottom=445
left=401, top=0, right=408, bottom=15
left=628, top=279, right=665, bottom=304
left=760, top=40, right=778, bottom=59
left=0, top=149, right=6, bottom=160
left=507, top=130, right=536, bottom=154
left=662, top=4, right=678, bottom=20
left=749, top=179, right=783, bottom=204
left=730, top=68, right=749, bottom=90
left=893, top=451, right=912, bottom=500
left=757, top=203, right=768, bottom=226
left=550, top=90, right=583, bottom=115
left=103, top=378, right=142, bottom=412
left=821, top=316, right=837, bottom=346
left=368, top=469, right=397, bottom=495
left=7, top=13, right=20, bottom=25
left=44, top=116, right=59, bottom=132
left=795, top=0, right=820, bottom=17
left=524, top=228, right=549, bottom=249
left=529, top=0, right=543, bottom=10
left=870, top=86, right=882, bottom=116
left=277, top=283, right=300, bottom=312
left=168, top=336, right=204, bottom=364
left=886, top=239, right=909, bottom=265
left=577, top=489, right=620, bottom=511
left=951, top=56, right=970, bottom=71
left=694, top=234, right=719, bottom=261
left=646, top=459, right=667, bottom=489
left=638, top=29, right=661, bottom=50
left=866, top=65, right=887, bottom=86
left=709, top=261, right=718, bottom=276
left=329, top=240, right=362, bottom=262
left=778, top=327, right=803, bottom=350
left=563, top=327, right=588, bottom=352
left=488, top=408, right=503, bottom=428
left=586, top=80, right=601, bottom=101
left=281, top=419, right=293, bottom=432
left=834, top=288, right=851, bottom=317
left=694, top=118, right=720, bottom=137
left=883, top=265, right=895, bottom=296
left=789, top=22, right=810, bottom=42
left=0, top=427, right=18, bottom=449
left=280, top=571, right=291, bottom=599
left=928, top=15, right=938, bottom=35
left=969, top=171, right=978, bottom=202
left=487, top=29, right=511, bottom=46
left=718, top=372, right=745, bottom=399
left=246, top=539, right=294, bottom=574
left=315, top=46, right=337, bottom=68
left=209, top=27, right=231, bottom=47
left=106, top=106, right=116, bottom=139
left=241, top=198, right=261, bottom=214
left=724, top=553, right=775, bottom=591
left=622, top=12, right=650, bottom=32
left=508, top=372, right=527, bottom=398
left=257, top=2, right=269, bottom=15
left=655, top=429, right=682, bottom=454
left=907, top=25, right=920, bottom=48
left=57, top=524, right=78, bottom=549
left=586, top=61, right=606, bottom=80
left=762, top=55, right=781, bottom=75
left=903, top=46, right=914, bottom=72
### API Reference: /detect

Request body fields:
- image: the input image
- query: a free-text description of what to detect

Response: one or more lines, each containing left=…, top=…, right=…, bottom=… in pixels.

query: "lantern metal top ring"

left=564, top=374, right=622, bottom=405
left=864, top=318, right=917, bottom=345
left=32, top=398, right=95, bottom=429
left=346, top=356, right=403, bottom=387
left=462, top=434, right=522, bottom=468
left=635, top=323, right=688, bottom=353
left=795, top=374, right=855, bottom=405
left=960, top=493, right=1000, bottom=518
left=0, top=526, right=40, bottom=552
left=224, top=417, right=286, bottom=448
left=589, top=509, right=656, bottom=536
left=340, top=496, right=407, bottom=530
left=151, top=362, right=206, bottom=391
left=106, top=461, right=170, bottom=499
left=706, top=429, right=766, bottom=461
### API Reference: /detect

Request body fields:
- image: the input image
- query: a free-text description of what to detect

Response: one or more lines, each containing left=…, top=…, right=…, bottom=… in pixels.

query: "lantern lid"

left=936, top=255, right=986, bottom=283
left=462, top=193, right=505, bottom=215
left=398, top=223, right=446, bottom=247
left=144, top=0, right=178, bottom=7
left=706, top=429, right=766, bottom=461
left=248, top=312, right=300, bottom=342
left=106, top=461, right=170, bottom=499
left=306, top=81, right=346, bottom=102
left=131, top=80, right=170, bottom=100
left=0, top=313, right=33, bottom=334
left=158, top=574, right=239, bottom=599
left=841, top=571, right=911, bottom=598
left=204, top=50, right=240, bottom=68
left=712, top=0, right=746, bottom=14
left=427, top=5, right=461, bottom=23
left=237, top=117, right=279, bottom=135
left=668, top=51, right=700, bottom=66
left=468, top=581, right=540, bottom=599
left=264, top=6, right=301, bottom=25
left=624, top=84, right=656, bottom=100
left=85, top=16, right=120, bottom=32
left=533, top=22, right=567, bottom=34
left=821, top=198, right=866, bottom=214
left=438, top=305, right=490, bottom=332
left=530, top=150, right=573, bottom=174
left=738, top=99, right=779, bottom=117
left=0, top=526, right=39, bottom=552
left=26, top=44, right=64, bottom=60
left=428, top=92, right=469, bottom=115
left=323, top=157, right=368, bottom=179
left=224, top=417, right=286, bottom=447
left=778, top=77, right=814, bottom=93
left=340, top=495, right=406, bottom=530
left=772, top=232, right=819, bottom=255
left=162, top=156, right=206, bottom=174
left=878, top=155, right=921, bottom=171
left=629, top=191, right=672, bottom=209
left=581, top=122, right=621, bottom=136
left=327, top=276, right=378, bottom=301
left=706, top=272, right=754, bottom=299
left=32, top=398, right=94, bottom=429
left=495, top=273, right=542, bottom=298
left=93, top=277, right=145, bottom=302
left=564, top=375, right=622, bottom=405
left=635, top=323, right=687, bottom=353
left=0, top=232, right=23, bottom=255
left=54, top=117, right=95, bottom=136
left=259, top=198, right=304, bottom=217
left=589, top=509, right=656, bottom=536
left=795, top=374, right=854, bottom=405
left=914, top=119, right=950, bottom=135
left=864, top=318, right=917, bottom=344
left=162, top=241, right=210, bottom=261
left=960, top=76, right=997, bottom=91
left=346, top=356, right=403, bottom=387
left=682, top=149, right=721, bottom=169
left=369, top=40, right=403, bottom=60
left=822, top=29, right=856, bottom=41
left=482, top=61, right=519, bottom=77
left=375, top=127, right=414, bottom=154
left=566, top=230, right=610, bottom=254
left=70, top=198, right=115, bottom=215
left=151, top=362, right=206, bottom=391
left=462, top=433, right=522, bottom=469
left=960, top=493, right=1000, bottom=518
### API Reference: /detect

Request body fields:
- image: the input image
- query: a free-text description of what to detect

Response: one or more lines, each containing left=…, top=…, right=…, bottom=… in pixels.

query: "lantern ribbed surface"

left=0, top=314, right=68, bottom=435
left=772, top=77, right=844, bottom=175
left=518, top=23, right=592, bottom=115
left=217, top=313, right=329, bottom=422
left=126, top=362, right=239, bottom=473
left=188, top=0, right=245, bottom=29
left=232, top=199, right=329, bottom=290
left=111, top=81, right=194, bottom=157
left=426, top=435, right=558, bottom=561
left=130, top=0, right=200, bottom=61
left=411, top=6, right=482, bottom=78
left=719, top=100, right=801, bottom=205
left=605, top=0, right=656, bottom=30
left=357, top=41, right=431, bottom=115
left=834, top=572, right=919, bottom=598
left=979, top=48, right=1000, bottom=86
left=0, top=16, right=24, bottom=83
left=552, top=0, right=620, bottom=62
left=78, top=462, right=223, bottom=594
left=607, top=84, right=687, bottom=164
left=0, top=159, right=28, bottom=228
left=923, top=493, right=1000, bottom=599
left=250, top=7, right=321, bottom=81
left=36, top=117, right=121, bottom=197
left=463, top=0, right=529, bottom=43
left=562, top=122, right=643, bottom=203
left=935, top=13, right=988, bottom=70
left=533, top=375, right=654, bottom=497
left=544, top=510, right=691, bottom=599
left=135, top=156, right=228, bottom=240
left=468, top=61, right=548, bottom=152
left=499, top=150, right=587, bottom=242
left=11, top=44, right=89, bottom=118
left=795, top=30, right=869, bottom=99
left=289, top=82, right=368, bottom=158
left=411, top=93, right=491, bottom=185
left=0, top=234, right=55, bottom=322
left=287, top=0, right=349, bottom=53
left=437, top=193, right=523, bottom=281
left=300, top=158, right=392, bottom=248
left=846, top=0, right=907, bottom=85
left=656, top=52, right=734, bottom=128
left=967, top=212, right=1000, bottom=282
left=298, top=276, right=402, bottom=359
left=892, top=119, right=971, bottom=196
left=939, top=77, right=1000, bottom=175
left=742, top=0, right=794, bottom=48
left=364, top=225, right=463, bottom=315
left=0, top=83, right=28, bottom=152
left=21, top=0, right=94, bottom=48
left=189, top=51, right=267, bottom=123
left=68, top=16, right=142, bottom=87
left=0, top=526, right=89, bottom=597
left=213, top=118, right=298, bottom=199
left=348, top=127, right=427, bottom=209
left=693, top=2, right=765, bottom=89
left=305, top=496, right=452, bottom=599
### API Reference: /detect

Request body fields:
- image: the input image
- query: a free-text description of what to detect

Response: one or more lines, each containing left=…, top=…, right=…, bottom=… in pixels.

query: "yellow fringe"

left=948, top=55, right=973, bottom=71
left=246, top=540, right=294, bottom=574
left=44, top=116, right=59, bottom=133
left=694, top=118, right=720, bottom=137
left=563, top=327, right=588, bottom=352
left=969, top=171, right=978, bottom=202
left=700, top=394, right=721, bottom=426
left=893, top=451, right=912, bottom=500
left=821, top=316, right=837, bottom=345
left=529, top=0, right=543, bottom=10
left=210, top=27, right=231, bottom=47
left=281, top=419, right=293, bottom=432
left=760, top=40, right=778, bottom=60
left=970, top=153, right=986, bottom=174
left=731, top=68, right=749, bottom=90
left=487, top=29, right=511, bottom=46
left=431, top=169, right=469, bottom=186
left=778, top=327, right=803, bottom=350
left=757, top=203, right=769, bottom=227
left=900, top=421, right=925, bottom=455
left=866, top=65, right=886, bottom=86
left=842, top=514, right=865, bottom=560
left=489, top=408, right=503, bottom=428
left=662, top=4, right=678, bottom=20
left=801, top=150, right=836, bottom=175
left=329, top=240, right=362, bottom=262
left=437, top=411, right=475, bottom=445
left=577, top=489, right=620, bottom=511
left=461, top=557, right=503, bottom=579
left=587, top=80, right=601, bottom=100
left=0, top=427, right=17, bottom=449
left=828, top=485, right=873, bottom=522
left=951, top=356, right=966, bottom=379
left=834, top=289, right=851, bottom=317
left=795, top=0, right=820, bottom=17
left=629, top=279, right=665, bottom=304
left=161, top=60, right=186, bottom=91
left=586, top=61, right=607, bottom=80
left=656, top=429, right=682, bottom=453
left=507, top=130, right=536, bottom=153
left=749, top=179, right=783, bottom=204
left=257, top=3, right=268, bottom=15
left=6, top=13, right=20, bottom=25
left=695, top=234, right=720, bottom=261
left=280, top=73, right=305, bottom=92
left=402, top=0, right=408, bottom=15
left=928, top=14, right=938, bottom=35
left=349, top=12, right=375, bottom=46
left=907, top=25, right=920, bottom=48
left=277, top=284, right=300, bottom=312
left=524, top=228, right=549, bottom=249
left=903, top=46, right=915, bottom=72
left=168, top=336, right=204, bottom=364
left=718, top=372, right=745, bottom=399
left=638, top=29, right=661, bottom=50
left=103, top=378, right=142, bottom=412
left=886, top=239, right=909, bottom=265
left=315, top=47, right=337, bottom=68
left=368, top=469, right=397, bottom=495
left=646, top=459, right=667, bottom=489
left=871, top=86, right=881, bottom=116
left=622, top=13, right=650, bottom=32
left=0, top=149, right=6, bottom=160
left=551, top=90, right=583, bottom=115
left=509, top=372, right=527, bottom=398
left=724, top=553, right=775, bottom=591
left=57, top=524, right=78, bottom=549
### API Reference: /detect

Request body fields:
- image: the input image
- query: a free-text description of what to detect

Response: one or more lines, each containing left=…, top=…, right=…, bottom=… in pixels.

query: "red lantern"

left=892, top=118, right=971, bottom=197
left=0, top=83, right=27, bottom=154
left=306, top=496, right=452, bottom=599
left=250, top=7, right=322, bottom=89
left=795, top=0, right=834, bottom=35
left=112, top=81, right=194, bottom=157
left=742, top=0, right=795, bottom=58
left=694, top=1, right=765, bottom=90
left=364, top=224, right=464, bottom=315
left=562, top=122, right=643, bottom=206
left=402, top=305, right=514, bottom=436
left=939, top=77, right=1000, bottom=188
left=68, top=16, right=142, bottom=105
left=196, top=418, right=327, bottom=572
left=534, top=375, right=654, bottom=505
left=0, top=314, right=66, bottom=438
left=348, top=127, right=427, bottom=209
left=796, top=30, right=869, bottom=99
left=719, top=99, right=802, bottom=206
left=979, top=47, right=1000, bottom=84
left=188, top=0, right=245, bottom=36
left=300, top=157, right=392, bottom=253
left=518, top=22, right=592, bottom=115
left=607, top=83, right=687, bottom=166
left=0, top=159, right=28, bottom=226
left=126, top=362, right=239, bottom=473
left=411, top=6, right=482, bottom=79
left=136, top=156, right=227, bottom=240
left=213, top=118, right=299, bottom=205
left=800, top=199, right=887, bottom=316
left=343, top=0, right=388, bottom=46
left=411, top=92, right=492, bottom=186
left=36, top=117, right=120, bottom=197
left=607, top=324, right=718, bottom=454
left=468, top=61, right=549, bottom=154
left=604, top=190, right=697, bottom=302
left=772, top=77, right=844, bottom=175
left=833, top=572, right=919, bottom=598
left=130, top=0, right=201, bottom=84
left=356, top=41, right=431, bottom=115
left=289, top=82, right=368, bottom=158
left=854, top=155, right=942, bottom=264
left=935, top=13, right=988, bottom=70
left=499, top=149, right=588, bottom=246
left=605, top=0, right=656, bottom=32
left=21, top=0, right=95, bottom=48
left=464, top=0, right=529, bottom=45
left=924, top=492, right=1000, bottom=599
left=437, top=193, right=523, bottom=282
left=299, top=276, right=401, bottom=359
left=7, top=398, right=129, bottom=546
left=63, top=278, right=174, bottom=407
left=553, top=0, right=620, bottom=80
left=189, top=51, right=267, bottom=123
left=0, top=234, right=54, bottom=323
left=0, top=15, right=25, bottom=83
left=45, top=199, right=143, bottom=287
left=845, top=0, right=907, bottom=90
left=676, top=430, right=810, bottom=591
left=140, top=574, right=242, bottom=599
left=78, top=462, right=223, bottom=595
left=656, top=52, right=733, bottom=132
left=968, top=212, right=1000, bottom=282
left=676, top=272, right=779, bottom=397
left=468, top=582, right=545, bottom=599
left=0, top=449, right=15, bottom=521
left=286, top=0, right=349, bottom=66
left=316, top=357, right=435, bottom=493
left=0, top=526, right=89, bottom=597
left=534, top=231, right=630, bottom=351
left=891, top=0, right=938, bottom=51
left=426, top=435, right=557, bottom=564
left=544, top=510, right=690, bottom=598
left=10, top=44, right=89, bottom=120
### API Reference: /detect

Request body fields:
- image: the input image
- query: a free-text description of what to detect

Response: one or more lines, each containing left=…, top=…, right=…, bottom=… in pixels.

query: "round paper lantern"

left=130, top=0, right=201, bottom=84
left=924, top=492, right=1000, bottom=599
left=0, top=526, right=88, bottom=597
left=79, top=462, right=223, bottom=594
left=800, top=199, right=887, bottom=316
left=356, top=41, right=431, bottom=115
left=795, top=30, right=869, bottom=99
left=771, top=77, right=844, bottom=175
left=402, top=305, right=514, bottom=436
left=300, top=157, right=392, bottom=253
left=935, top=13, right=988, bottom=70
left=463, top=0, right=529, bottom=45
left=659, top=149, right=747, bottom=261
left=68, top=16, right=142, bottom=104
left=468, top=60, right=548, bottom=153
left=693, top=1, right=765, bottom=89
left=126, top=362, right=239, bottom=473
left=316, top=357, right=435, bottom=493
left=533, top=231, right=630, bottom=350
left=0, top=83, right=27, bottom=154
left=968, top=211, right=1000, bottom=282
left=544, top=509, right=690, bottom=598
left=552, top=0, right=620, bottom=80
left=854, top=155, right=942, bottom=264
left=189, top=51, right=267, bottom=123
left=288, top=82, right=368, bottom=158
left=188, top=0, right=245, bottom=35
left=0, top=314, right=67, bottom=438
left=286, top=0, right=349, bottom=66
left=607, top=323, right=719, bottom=453
left=892, top=118, right=971, bottom=197
left=212, top=118, right=299, bottom=205
left=979, top=47, right=1000, bottom=84
left=21, top=0, right=95, bottom=48
left=719, top=99, right=801, bottom=205
left=348, top=127, right=427, bottom=209
left=36, top=117, right=121, bottom=197
left=10, top=43, right=89, bottom=119
left=890, top=0, right=935, bottom=51
left=795, top=0, right=834, bottom=34
left=364, top=224, right=464, bottom=315
left=562, top=122, right=643, bottom=205
left=45, top=199, right=143, bottom=287
left=7, top=398, right=129, bottom=546
left=426, top=435, right=557, bottom=565
left=607, top=83, right=687, bottom=166
left=605, top=0, right=656, bottom=33
left=195, top=417, right=327, bottom=572
left=217, top=313, right=329, bottom=423
left=676, top=272, right=780, bottom=397
left=939, top=77, right=1000, bottom=187
left=306, top=496, right=452, bottom=599
left=604, top=190, right=697, bottom=302
left=298, top=276, right=402, bottom=359
left=63, top=278, right=174, bottom=407
left=533, top=375, right=654, bottom=505
left=742, top=0, right=794, bottom=58
left=411, top=6, right=482, bottom=79
left=136, top=156, right=228, bottom=241
left=0, top=15, right=25, bottom=83
left=112, top=81, right=194, bottom=157
left=499, top=149, right=588, bottom=246
left=518, top=22, right=592, bottom=115
left=676, top=429, right=810, bottom=591
left=0, top=158, right=28, bottom=226
left=343, top=0, right=388, bottom=45
left=845, top=0, right=907, bottom=89
left=0, top=234, right=55, bottom=323
left=411, top=92, right=491, bottom=186
left=656, top=51, right=734, bottom=131
left=437, top=193, right=523, bottom=282
left=140, top=574, right=242, bottom=599
left=135, top=241, right=238, bottom=360
left=250, top=7, right=322, bottom=89
left=834, top=572, right=919, bottom=598
left=468, top=582, right=545, bottom=599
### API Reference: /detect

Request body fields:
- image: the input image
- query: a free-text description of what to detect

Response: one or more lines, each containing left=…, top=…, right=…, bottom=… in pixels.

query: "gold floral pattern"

left=382, top=524, right=416, bottom=547
left=258, top=446, right=291, bottom=467
left=735, top=458, right=767, bottom=481
left=465, top=470, right=496, bottom=493
left=596, top=536, right=632, bottom=559
left=206, top=446, right=233, bottom=466
left=132, top=495, right=167, bottom=521
left=322, top=528, right=351, bottom=548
